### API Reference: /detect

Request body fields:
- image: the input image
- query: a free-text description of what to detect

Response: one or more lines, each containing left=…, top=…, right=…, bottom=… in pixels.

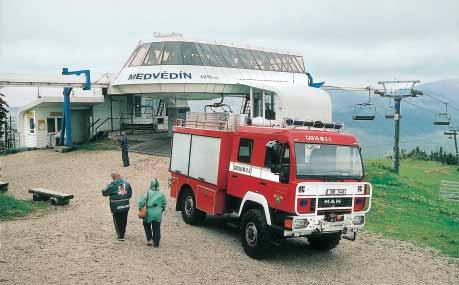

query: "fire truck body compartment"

left=170, top=127, right=233, bottom=215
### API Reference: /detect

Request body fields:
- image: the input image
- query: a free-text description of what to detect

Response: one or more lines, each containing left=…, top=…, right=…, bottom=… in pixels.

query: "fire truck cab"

left=169, top=113, right=372, bottom=258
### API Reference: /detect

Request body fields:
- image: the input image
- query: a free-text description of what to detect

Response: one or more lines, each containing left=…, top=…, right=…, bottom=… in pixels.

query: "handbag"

left=138, top=191, right=149, bottom=219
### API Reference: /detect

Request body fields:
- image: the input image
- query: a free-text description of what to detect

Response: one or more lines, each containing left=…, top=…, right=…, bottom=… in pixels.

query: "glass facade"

left=128, top=41, right=306, bottom=73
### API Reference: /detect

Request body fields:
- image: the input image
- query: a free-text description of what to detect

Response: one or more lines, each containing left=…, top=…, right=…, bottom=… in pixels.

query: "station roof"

left=18, top=96, right=104, bottom=113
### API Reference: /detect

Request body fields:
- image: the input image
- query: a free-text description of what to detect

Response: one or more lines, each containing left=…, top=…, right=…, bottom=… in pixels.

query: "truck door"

left=228, top=137, right=256, bottom=199
left=260, top=142, right=291, bottom=212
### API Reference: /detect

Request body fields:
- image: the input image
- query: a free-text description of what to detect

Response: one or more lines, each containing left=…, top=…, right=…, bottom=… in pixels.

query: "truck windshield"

left=294, top=143, right=363, bottom=179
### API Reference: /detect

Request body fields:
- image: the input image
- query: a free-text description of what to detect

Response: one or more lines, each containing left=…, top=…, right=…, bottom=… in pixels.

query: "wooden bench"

left=0, top=181, right=8, bottom=193
left=29, top=188, right=74, bottom=205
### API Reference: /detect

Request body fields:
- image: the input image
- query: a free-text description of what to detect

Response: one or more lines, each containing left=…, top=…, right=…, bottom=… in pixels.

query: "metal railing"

left=440, top=180, right=459, bottom=201
left=176, top=112, right=246, bottom=131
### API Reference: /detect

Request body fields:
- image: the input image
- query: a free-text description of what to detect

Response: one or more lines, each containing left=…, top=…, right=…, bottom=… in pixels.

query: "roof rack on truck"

left=175, top=112, right=246, bottom=131
left=176, top=112, right=344, bottom=133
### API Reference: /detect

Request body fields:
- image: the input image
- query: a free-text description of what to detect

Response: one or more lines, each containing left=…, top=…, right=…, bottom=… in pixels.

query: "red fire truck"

left=169, top=113, right=372, bottom=258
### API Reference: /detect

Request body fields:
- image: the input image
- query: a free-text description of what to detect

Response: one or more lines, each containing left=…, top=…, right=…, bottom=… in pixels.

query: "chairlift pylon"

left=352, top=89, right=376, bottom=121
left=433, top=103, right=451, bottom=126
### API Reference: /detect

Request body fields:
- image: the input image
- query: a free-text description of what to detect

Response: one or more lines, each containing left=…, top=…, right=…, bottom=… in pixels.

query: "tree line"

left=401, top=146, right=458, bottom=165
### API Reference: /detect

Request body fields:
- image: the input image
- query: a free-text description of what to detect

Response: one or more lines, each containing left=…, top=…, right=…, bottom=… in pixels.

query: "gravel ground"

left=0, top=149, right=458, bottom=285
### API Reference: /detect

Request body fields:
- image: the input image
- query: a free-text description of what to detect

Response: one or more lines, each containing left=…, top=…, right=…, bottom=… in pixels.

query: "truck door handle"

left=259, top=181, right=266, bottom=186
left=232, top=174, right=238, bottom=178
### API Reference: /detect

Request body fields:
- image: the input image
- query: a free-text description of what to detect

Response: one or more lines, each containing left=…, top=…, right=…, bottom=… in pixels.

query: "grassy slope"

left=0, top=194, right=47, bottom=220
left=365, top=159, right=459, bottom=258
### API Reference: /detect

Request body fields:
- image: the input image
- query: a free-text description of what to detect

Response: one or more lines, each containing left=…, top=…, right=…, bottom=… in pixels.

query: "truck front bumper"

left=283, top=214, right=366, bottom=238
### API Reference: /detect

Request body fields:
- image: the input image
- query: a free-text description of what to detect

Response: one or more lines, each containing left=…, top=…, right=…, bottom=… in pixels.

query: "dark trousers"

left=112, top=211, right=128, bottom=239
left=143, top=221, right=161, bottom=246
left=122, top=149, right=130, bottom=167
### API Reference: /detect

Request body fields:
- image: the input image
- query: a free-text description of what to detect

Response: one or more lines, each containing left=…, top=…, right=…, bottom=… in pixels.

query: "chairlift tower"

left=444, top=129, right=459, bottom=166
left=374, top=80, right=423, bottom=174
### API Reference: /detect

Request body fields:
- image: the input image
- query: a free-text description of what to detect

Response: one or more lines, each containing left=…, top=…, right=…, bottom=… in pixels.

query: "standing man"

left=102, top=173, right=132, bottom=241
left=118, top=132, right=129, bottom=167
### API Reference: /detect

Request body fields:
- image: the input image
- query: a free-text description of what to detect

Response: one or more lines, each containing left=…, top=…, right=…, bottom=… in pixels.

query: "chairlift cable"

left=423, top=91, right=459, bottom=111
left=403, top=100, right=439, bottom=115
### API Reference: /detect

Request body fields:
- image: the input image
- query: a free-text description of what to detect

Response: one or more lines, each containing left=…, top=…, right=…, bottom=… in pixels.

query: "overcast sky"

left=1, top=0, right=458, bottom=106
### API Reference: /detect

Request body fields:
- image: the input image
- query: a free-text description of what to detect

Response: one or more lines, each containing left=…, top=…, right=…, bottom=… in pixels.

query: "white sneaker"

left=147, top=240, right=153, bottom=246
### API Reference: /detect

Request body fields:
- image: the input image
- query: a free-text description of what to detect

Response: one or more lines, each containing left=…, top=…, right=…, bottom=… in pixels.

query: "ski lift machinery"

left=352, top=88, right=376, bottom=121
left=433, top=103, right=451, bottom=126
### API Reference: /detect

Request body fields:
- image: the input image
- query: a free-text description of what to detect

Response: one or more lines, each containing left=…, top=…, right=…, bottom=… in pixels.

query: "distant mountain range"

left=330, top=78, right=459, bottom=157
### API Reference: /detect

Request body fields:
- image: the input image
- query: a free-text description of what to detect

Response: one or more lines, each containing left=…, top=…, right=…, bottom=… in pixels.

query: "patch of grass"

left=74, top=138, right=119, bottom=151
left=0, top=194, right=47, bottom=220
left=365, top=159, right=459, bottom=258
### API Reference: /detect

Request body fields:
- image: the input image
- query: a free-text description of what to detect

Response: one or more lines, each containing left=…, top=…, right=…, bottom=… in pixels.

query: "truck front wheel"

left=180, top=189, right=206, bottom=225
left=240, top=208, right=271, bottom=259
left=307, top=232, right=341, bottom=251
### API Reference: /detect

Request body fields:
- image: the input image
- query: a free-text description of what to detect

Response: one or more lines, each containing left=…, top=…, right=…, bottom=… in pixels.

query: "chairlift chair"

left=352, top=89, right=376, bottom=121
left=433, top=103, right=451, bottom=126
left=352, top=103, right=376, bottom=120
left=433, top=113, right=451, bottom=125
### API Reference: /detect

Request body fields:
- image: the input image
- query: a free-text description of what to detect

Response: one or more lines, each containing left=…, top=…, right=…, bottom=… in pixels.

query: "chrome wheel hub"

left=184, top=196, right=194, bottom=216
left=245, top=222, right=258, bottom=247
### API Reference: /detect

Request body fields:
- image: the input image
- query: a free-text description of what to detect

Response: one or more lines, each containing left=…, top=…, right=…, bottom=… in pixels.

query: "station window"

left=237, top=138, right=253, bottom=163
left=132, top=41, right=306, bottom=73
left=267, top=53, right=282, bottom=71
left=218, top=46, right=241, bottom=68
left=272, top=53, right=287, bottom=72
left=286, top=55, right=300, bottom=73
left=29, top=118, right=35, bottom=134
left=251, top=50, right=272, bottom=71
left=195, top=43, right=212, bottom=65
left=237, top=48, right=260, bottom=70
left=47, top=118, right=55, bottom=133
left=47, top=117, right=63, bottom=133
left=144, top=42, right=165, bottom=65
left=295, top=56, right=306, bottom=72
left=129, top=43, right=150, bottom=66
left=57, top=118, right=62, bottom=131
left=162, top=42, right=183, bottom=65
left=181, top=42, right=203, bottom=65
left=209, top=45, right=228, bottom=67
left=279, top=54, right=294, bottom=72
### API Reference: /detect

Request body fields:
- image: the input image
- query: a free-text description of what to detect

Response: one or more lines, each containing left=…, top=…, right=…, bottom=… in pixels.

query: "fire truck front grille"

left=317, top=197, right=353, bottom=208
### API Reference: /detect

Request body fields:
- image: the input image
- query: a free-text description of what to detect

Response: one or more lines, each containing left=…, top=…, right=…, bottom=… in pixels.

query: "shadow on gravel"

left=198, top=215, right=343, bottom=264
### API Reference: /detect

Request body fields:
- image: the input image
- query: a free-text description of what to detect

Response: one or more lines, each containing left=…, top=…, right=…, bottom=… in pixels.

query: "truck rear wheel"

left=240, top=208, right=271, bottom=259
left=180, top=189, right=206, bottom=225
left=307, top=232, right=341, bottom=251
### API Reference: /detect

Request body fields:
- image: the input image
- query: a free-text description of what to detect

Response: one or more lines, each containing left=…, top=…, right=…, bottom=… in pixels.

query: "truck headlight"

left=293, top=219, right=309, bottom=229
left=353, top=215, right=364, bottom=225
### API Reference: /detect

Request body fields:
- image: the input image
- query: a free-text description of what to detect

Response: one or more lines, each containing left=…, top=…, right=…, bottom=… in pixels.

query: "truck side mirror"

left=279, top=164, right=290, bottom=183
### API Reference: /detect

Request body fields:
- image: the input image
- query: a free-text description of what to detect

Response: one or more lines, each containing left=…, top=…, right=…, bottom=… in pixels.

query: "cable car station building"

left=9, top=35, right=333, bottom=151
